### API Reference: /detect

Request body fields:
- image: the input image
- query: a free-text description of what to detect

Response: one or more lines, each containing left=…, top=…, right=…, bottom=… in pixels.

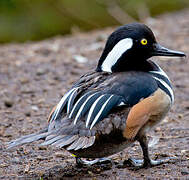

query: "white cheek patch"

left=101, top=38, right=133, bottom=73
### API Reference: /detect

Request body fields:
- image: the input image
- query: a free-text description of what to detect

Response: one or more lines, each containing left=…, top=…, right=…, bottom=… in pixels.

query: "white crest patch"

left=101, top=38, right=133, bottom=73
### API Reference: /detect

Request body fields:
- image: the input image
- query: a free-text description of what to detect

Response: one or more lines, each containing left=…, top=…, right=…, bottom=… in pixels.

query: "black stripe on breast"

left=150, top=72, right=172, bottom=88
left=150, top=73, right=174, bottom=102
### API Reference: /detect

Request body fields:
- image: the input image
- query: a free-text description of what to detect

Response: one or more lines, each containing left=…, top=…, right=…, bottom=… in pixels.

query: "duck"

left=8, top=23, right=185, bottom=168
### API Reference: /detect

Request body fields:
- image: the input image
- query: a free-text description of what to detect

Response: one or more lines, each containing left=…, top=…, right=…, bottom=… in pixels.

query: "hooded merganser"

left=8, top=23, right=185, bottom=168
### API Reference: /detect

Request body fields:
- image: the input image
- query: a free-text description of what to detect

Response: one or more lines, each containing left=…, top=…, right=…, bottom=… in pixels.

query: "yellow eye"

left=141, top=39, right=148, bottom=45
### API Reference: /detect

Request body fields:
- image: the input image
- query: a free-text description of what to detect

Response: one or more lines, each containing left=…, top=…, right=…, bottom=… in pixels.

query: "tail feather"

left=7, top=127, right=96, bottom=151
left=7, top=128, right=48, bottom=149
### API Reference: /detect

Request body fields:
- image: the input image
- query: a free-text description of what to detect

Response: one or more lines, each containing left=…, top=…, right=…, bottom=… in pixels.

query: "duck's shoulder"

left=74, top=70, right=157, bottom=92
left=73, top=71, right=111, bottom=90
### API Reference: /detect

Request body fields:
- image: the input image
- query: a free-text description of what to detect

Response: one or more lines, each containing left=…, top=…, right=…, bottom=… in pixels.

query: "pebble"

left=73, top=55, right=88, bottom=63
left=38, top=146, right=47, bottom=150
left=19, top=77, right=29, bottom=84
left=55, top=151, right=65, bottom=158
left=178, top=114, right=183, bottom=119
left=181, top=149, right=189, bottom=155
left=36, top=68, right=48, bottom=76
left=4, top=99, right=14, bottom=108
left=25, top=111, right=31, bottom=117
left=0, top=163, right=8, bottom=168
left=31, top=105, right=39, bottom=111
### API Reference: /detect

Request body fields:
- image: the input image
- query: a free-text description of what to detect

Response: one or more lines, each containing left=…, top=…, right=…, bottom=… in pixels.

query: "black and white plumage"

left=8, top=23, right=185, bottom=167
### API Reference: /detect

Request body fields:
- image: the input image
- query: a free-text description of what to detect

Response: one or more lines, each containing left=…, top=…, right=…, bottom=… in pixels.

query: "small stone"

left=55, top=151, right=65, bottom=158
left=37, top=98, right=45, bottom=104
left=155, top=127, right=161, bottom=132
left=20, top=77, right=29, bottom=84
left=178, top=114, right=183, bottom=119
left=162, top=117, right=169, bottom=123
left=87, top=171, right=93, bottom=175
left=181, top=150, right=189, bottom=155
left=0, top=163, right=8, bottom=168
left=73, top=55, right=88, bottom=63
left=36, top=68, right=48, bottom=76
left=4, top=99, right=14, bottom=108
left=31, top=106, right=39, bottom=111
left=38, top=146, right=47, bottom=150
left=25, top=111, right=31, bottom=117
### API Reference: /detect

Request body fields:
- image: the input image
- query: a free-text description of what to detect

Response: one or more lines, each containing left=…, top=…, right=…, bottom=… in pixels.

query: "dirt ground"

left=0, top=9, right=189, bottom=180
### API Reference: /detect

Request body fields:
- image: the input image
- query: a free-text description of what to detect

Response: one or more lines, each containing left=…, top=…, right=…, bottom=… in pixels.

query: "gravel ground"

left=0, top=9, right=188, bottom=179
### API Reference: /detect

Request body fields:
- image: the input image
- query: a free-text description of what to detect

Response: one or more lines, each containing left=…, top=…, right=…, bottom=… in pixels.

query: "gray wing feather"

left=55, top=135, right=79, bottom=148
left=66, top=138, right=82, bottom=150
left=83, top=136, right=95, bottom=149
left=40, top=135, right=66, bottom=146
left=81, top=137, right=90, bottom=149
left=51, top=135, right=73, bottom=146
left=74, top=137, right=87, bottom=150
left=7, top=128, right=48, bottom=149
left=45, top=134, right=57, bottom=141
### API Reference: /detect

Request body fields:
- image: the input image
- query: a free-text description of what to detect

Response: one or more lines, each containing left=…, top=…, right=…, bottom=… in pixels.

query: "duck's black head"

left=96, top=23, right=185, bottom=73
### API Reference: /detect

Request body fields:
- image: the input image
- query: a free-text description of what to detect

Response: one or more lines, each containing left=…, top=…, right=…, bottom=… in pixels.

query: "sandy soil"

left=0, top=9, right=188, bottom=179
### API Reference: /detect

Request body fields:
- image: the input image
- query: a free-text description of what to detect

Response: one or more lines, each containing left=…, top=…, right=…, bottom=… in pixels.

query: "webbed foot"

left=123, top=156, right=177, bottom=169
left=75, top=157, right=112, bottom=167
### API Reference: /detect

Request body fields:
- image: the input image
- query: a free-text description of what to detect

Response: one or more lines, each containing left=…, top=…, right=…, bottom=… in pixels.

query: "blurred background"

left=0, top=0, right=188, bottom=43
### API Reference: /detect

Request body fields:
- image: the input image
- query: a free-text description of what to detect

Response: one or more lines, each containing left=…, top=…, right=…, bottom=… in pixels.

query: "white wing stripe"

left=67, top=88, right=78, bottom=114
left=153, top=76, right=174, bottom=103
left=73, top=92, right=99, bottom=125
left=53, top=88, right=77, bottom=120
left=90, top=95, right=113, bottom=129
left=86, top=95, right=105, bottom=128
left=69, top=91, right=91, bottom=118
